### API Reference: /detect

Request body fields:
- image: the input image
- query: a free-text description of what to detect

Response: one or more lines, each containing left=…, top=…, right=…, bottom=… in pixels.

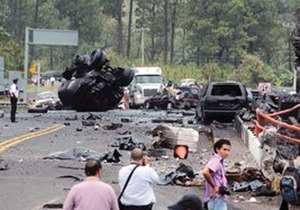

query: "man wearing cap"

left=9, top=78, right=19, bottom=123
left=118, top=148, right=160, bottom=210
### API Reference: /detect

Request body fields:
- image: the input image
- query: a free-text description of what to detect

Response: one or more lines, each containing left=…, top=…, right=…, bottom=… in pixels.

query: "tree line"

left=0, top=0, right=298, bottom=87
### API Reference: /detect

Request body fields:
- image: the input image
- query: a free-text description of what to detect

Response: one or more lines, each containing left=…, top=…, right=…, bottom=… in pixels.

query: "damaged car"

left=34, top=91, right=62, bottom=109
left=195, top=81, right=250, bottom=124
left=144, top=91, right=176, bottom=110
left=175, top=86, right=200, bottom=109
left=28, top=91, right=63, bottom=113
left=58, top=48, right=135, bottom=111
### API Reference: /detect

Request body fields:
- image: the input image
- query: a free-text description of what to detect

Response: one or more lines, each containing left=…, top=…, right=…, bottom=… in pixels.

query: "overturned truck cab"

left=58, top=48, right=134, bottom=111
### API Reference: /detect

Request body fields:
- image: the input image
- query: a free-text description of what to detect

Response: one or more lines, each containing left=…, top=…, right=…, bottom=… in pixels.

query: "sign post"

left=23, top=28, right=78, bottom=102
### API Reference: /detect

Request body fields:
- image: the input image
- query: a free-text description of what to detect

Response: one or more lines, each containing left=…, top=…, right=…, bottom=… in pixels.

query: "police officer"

left=9, top=78, right=19, bottom=123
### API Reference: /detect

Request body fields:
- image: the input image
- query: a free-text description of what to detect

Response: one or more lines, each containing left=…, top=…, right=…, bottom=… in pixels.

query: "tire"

left=117, top=68, right=135, bottom=87
left=28, top=108, right=48, bottom=113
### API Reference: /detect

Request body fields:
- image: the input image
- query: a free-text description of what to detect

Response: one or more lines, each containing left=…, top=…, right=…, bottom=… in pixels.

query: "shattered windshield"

left=135, top=75, right=162, bottom=84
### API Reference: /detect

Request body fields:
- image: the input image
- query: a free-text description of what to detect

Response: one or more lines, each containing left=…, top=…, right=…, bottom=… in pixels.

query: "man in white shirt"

left=118, top=148, right=160, bottom=210
left=9, top=78, right=19, bottom=123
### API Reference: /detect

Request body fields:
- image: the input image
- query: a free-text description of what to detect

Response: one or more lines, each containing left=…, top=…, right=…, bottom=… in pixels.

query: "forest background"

left=0, top=0, right=298, bottom=88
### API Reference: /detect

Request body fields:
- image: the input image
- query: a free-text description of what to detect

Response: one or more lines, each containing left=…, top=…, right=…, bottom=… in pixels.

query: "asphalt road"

left=0, top=109, right=281, bottom=210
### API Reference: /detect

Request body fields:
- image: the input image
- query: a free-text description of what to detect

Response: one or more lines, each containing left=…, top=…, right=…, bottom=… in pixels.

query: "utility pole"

left=136, top=27, right=149, bottom=65
left=283, top=22, right=296, bottom=89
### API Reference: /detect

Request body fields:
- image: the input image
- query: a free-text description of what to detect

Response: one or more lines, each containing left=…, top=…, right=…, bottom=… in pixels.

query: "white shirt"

left=9, top=83, right=18, bottom=98
left=118, top=164, right=160, bottom=206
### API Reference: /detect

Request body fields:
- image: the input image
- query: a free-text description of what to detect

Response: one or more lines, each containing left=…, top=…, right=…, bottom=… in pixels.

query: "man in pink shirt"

left=63, top=159, right=119, bottom=210
left=202, top=139, right=231, bottom=210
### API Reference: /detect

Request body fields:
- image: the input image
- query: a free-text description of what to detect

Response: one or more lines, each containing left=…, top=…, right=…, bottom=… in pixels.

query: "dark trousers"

left=119, top=203, right=153, bottom=210
left=10, top=97, right=17, bottom=122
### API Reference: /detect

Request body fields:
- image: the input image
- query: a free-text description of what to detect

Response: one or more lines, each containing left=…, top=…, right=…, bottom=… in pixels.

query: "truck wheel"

left=117, top=68, right=135, bottom=87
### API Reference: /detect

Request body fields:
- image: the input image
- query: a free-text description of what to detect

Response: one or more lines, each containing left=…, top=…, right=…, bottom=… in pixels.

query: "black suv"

left=195, top=81, right=249, bottom=124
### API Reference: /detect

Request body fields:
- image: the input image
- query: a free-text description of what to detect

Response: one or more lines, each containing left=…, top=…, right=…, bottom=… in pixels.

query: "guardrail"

left=254, top=104, right=300, bottom=143
left=0, top=102, right=28, bottom=108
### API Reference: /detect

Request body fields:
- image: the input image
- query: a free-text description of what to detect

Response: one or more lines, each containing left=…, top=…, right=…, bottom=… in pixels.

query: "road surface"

left=0, top=109, right=281, bottom=210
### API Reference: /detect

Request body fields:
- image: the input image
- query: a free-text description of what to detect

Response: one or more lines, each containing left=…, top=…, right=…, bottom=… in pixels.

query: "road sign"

left=258, top=83, right=272, bottom=93
left=23, top=27, right=79, bottom=103
left=32, top=29, right=78, bottom=46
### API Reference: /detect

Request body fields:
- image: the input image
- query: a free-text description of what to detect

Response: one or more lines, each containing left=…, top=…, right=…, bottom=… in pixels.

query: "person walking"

left=118, top=148, right=160, bottom=210
left=202, top=139, right=231, bottom=210
left=63, top=159, right=119, bottom=210
left=9, top=78, right=19, bottom=123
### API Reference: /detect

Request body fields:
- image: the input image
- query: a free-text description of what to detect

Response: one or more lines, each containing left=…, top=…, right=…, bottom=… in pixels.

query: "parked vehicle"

left=195, top=81, right=250, bottom=124
left=128, top=67, right=163, bottom=108
left=144, top=91, right=176, bottom=110
left=42, top=70, right=63, bottom=82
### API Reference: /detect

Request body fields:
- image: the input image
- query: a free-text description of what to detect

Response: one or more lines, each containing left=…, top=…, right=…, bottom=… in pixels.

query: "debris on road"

left=151, top=125, right=199, bottom=152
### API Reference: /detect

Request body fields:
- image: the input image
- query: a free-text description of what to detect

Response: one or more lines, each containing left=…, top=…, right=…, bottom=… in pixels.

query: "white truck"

left=127, top=67, right=163, bottom=108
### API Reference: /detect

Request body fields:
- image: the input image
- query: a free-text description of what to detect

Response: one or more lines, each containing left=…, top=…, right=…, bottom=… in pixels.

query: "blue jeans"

left=207, top=197, right=227, bottom=210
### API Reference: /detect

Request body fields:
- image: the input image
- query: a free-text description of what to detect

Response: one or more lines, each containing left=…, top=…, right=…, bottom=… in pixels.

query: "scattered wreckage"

left=58, top=48, right=135, bottom=111
left=144, top=86, right=200, bottom=110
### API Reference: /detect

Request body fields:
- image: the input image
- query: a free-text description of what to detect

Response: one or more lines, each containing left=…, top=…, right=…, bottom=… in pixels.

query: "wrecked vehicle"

left=195, top=81, right=250, bottom=124
left=144, top=86, right=200, bottom=110
left=27, top=91, right=64, bottom=113
left=175, top=86, right=200, bottom=109
left=58, top=48, right=135, bottom=111
left=144, top=91, right=176, bottom=110
left=34, top=91, right=63, bottom=110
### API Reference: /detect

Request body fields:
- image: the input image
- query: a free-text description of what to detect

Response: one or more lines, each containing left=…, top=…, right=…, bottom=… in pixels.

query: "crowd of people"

left=61, top=139, right=232, bottom=210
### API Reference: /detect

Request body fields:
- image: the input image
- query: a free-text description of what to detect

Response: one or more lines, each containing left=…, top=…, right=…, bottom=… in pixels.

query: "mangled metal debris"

left=159, top=163, right=201, bottom=186
left=150, top=125, right=199, bottom=152
left=43, top=146, right=121, bottom=163
left=58, top=48, right=135, bottom=111
left=112, top=134, right=148, bottom=151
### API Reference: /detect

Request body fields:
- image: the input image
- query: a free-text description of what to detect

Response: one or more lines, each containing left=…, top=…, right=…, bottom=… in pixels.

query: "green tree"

left=233, top=55, right=279, bottom=87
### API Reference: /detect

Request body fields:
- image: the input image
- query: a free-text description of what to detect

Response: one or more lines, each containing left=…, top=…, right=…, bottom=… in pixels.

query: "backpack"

left=280, top=165, right=300, bottom=205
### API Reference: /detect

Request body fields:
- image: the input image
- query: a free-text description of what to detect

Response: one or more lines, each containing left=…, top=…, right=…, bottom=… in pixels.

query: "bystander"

left=63, top=159, right=119, bottom=210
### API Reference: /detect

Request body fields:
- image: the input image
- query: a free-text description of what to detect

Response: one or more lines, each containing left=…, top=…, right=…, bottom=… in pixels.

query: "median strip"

left=0, top=124, right=65, bottom=153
